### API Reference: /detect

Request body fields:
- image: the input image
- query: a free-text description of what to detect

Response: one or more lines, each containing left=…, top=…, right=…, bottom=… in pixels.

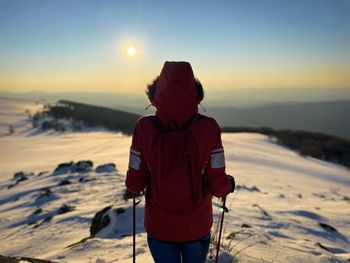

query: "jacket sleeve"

left=125, top=120, right=149, bottom=193
left=205, top=120, right=233, bottom=198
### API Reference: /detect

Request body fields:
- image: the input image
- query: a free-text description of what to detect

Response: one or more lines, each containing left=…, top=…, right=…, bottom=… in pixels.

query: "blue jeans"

left=147, top=233, right=211, bottom=263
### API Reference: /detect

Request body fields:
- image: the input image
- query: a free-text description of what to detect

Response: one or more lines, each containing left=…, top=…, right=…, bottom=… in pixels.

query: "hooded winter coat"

left=125, top=61, right=232, bottom=242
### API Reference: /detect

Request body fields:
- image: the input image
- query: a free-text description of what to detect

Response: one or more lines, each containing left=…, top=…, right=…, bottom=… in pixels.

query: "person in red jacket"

left=126, top=61, right=235, bottom=263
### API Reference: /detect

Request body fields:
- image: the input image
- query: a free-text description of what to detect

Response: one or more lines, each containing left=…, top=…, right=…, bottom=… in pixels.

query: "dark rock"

left=33, top=208, right=43, bottom=215
left=7, top=184, right=16, bottom=189
left=236, top=184, right=261, bottom=192
left=57, top=179, right=72, bottom=186
left=298, top=194, right=303, bottom=198
left=54, top=162, right=74, bottom=175
left=79, top=176, right=96, bottom=183
left=55, top=162, right=74, bottom=170
left=241, top=223, right=252, bottom=228
left=319, top=222, right=337, bottom=232
left=90, top=206, right=112, bottom=236
left=36, top=188, right=53, bottom=200
left=95, top=163, right=116, bottom=173
left=8, top=172, right=30, bottom=188
left=74, top=160, right=93, bottom=173
left=37, top=171, right=49, bottom=177
left=57, top=204, right=75, bottom=214
left=54, top=161, right=93, bottom=175
left=76, top=160, right=93, bottom=168
left=342, top=196, right=350, bottom=201
left=13, top=172, right=29, bottom=182
left=8, top=172, right=32, bottom=188
left=0, top=254, right=56, bottom=263
left=116, top=207, right=125, bottom=215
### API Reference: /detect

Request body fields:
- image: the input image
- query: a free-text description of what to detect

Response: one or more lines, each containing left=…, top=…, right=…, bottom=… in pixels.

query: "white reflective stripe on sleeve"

left=210, top=152, right=225, bottom=169
left=211, top=148, right=224, bottom=154
left=129, top=152, right=141, bottom=170
left=130, top=148, right=141, bottom=156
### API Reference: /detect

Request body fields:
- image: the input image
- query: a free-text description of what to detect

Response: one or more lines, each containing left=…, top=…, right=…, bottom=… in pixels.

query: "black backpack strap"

left=181, top=113, right=205, bottom=130
left=147, top=115, right=167, bottom=133
left=148, top=113, right=204, bottom=132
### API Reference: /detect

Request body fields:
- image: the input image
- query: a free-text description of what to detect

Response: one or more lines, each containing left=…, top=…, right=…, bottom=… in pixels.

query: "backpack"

left=146, top=114, right=206, bottom=212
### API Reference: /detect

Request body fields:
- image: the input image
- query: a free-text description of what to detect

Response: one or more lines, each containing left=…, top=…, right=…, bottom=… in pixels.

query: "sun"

left=127, top=46, right=137, bottom=57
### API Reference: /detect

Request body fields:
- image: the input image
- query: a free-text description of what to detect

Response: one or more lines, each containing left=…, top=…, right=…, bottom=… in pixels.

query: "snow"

left=0, top=96, right=349, bottom=262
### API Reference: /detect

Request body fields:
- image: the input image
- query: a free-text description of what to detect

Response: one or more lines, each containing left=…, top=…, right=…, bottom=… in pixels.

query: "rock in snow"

left=53, top=160, right=93, bottom=175
left=90, top=206, right=113, bottom=237
left=13, top=171, right=32, bottom=181
left=53, top=162, right=75, bottom=175
left=8, top=171, right=32, bottom=189
left=90, top=206, right=126, bottom=238
left=57, top=204, right=75, bottom=215
left=95, top=163, right=116, bottom=173
left=0, top=254, right=55, bottom=263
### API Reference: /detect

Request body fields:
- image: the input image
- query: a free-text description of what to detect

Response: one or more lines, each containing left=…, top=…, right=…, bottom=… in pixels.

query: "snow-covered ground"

left=0, top=96, right=349, bottom=263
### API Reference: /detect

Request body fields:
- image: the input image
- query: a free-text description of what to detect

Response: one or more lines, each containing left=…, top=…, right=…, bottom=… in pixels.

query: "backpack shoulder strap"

left=147, top=115, right=167, bottom=133
left=181, top=113, right=205, bottom=130
left=147, top=113, right=205, bottom=132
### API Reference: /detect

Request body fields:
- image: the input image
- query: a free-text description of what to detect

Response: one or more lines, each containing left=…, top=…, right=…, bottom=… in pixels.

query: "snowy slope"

left=0, top=97, right=349, bottom=263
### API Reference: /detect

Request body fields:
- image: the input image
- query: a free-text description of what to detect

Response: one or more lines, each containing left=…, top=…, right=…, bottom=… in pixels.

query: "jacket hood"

left=153, top=61, right=198, bottom=127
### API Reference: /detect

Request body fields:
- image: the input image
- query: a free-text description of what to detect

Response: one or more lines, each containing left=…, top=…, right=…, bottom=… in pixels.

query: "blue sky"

left=0, top=0, right=349, bottom=94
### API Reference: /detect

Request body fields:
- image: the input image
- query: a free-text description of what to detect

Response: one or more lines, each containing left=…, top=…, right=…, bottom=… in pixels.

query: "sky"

left=0, top=0, right=350, bottom=97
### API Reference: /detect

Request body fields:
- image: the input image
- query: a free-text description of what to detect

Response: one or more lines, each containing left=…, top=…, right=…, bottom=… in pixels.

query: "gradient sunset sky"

left=0, top=0, right=349, bottom=95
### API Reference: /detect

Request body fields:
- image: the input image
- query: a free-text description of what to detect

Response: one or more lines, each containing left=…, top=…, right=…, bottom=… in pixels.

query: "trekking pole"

left=215, top=197, right=228, bottom=263
left=133, top=196, right=136, bottom=263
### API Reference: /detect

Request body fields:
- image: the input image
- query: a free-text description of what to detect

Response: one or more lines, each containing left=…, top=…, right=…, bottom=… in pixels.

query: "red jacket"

left=125, top=61, right=232, bottom=242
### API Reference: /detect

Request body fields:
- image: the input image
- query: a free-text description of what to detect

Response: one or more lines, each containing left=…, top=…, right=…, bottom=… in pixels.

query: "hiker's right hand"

left=130, top=191, right=142, bottom=198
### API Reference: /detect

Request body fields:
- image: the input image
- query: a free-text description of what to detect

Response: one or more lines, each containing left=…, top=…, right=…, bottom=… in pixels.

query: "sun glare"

left=127, top=46, right=137, bottom=57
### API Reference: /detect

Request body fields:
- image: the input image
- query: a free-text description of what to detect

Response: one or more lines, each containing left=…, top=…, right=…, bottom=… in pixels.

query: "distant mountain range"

left=205, top=101, right=350, bottom=141
left=1, top=90, right=349, bottom=140
left=2, top=87, right=350, bottom=108
left=39, top=100, right=141, bottom=135
left=0, top=90, right=148, bottom=110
